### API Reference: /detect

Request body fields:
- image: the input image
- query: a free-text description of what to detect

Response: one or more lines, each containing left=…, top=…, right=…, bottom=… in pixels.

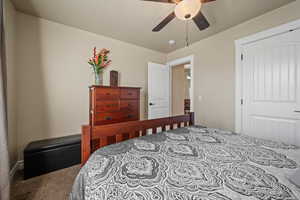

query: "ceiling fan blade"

left=152, top=12, right=176, bottom=32
left=201, top=0, right=216, bottom=3
left=142, top=0, right=176, bottom=4
left=193, top=11, right=209, bottom=31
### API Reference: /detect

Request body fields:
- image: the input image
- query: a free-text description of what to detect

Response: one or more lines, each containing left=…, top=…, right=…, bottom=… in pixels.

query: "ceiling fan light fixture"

left=174, top=0, right=202, bottom=21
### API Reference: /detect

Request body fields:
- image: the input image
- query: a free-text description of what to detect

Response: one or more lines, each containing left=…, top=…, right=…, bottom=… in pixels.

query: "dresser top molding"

left=89, top=85, right=141, bottom=89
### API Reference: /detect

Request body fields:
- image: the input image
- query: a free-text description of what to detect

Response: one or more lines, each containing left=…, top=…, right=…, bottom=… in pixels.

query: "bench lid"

left=24, top=134, right=81, bottom=154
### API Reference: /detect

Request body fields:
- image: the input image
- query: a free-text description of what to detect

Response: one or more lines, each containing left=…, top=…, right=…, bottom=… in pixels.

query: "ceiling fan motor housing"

left=174, top=0, right=202, bottom=20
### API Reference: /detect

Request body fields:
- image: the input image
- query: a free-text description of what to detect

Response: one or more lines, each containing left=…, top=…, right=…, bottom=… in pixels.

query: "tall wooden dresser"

left=89, top=86, right=140, bottom=126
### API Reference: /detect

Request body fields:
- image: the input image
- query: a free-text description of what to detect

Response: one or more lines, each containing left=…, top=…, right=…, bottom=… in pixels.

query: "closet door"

left=242, top=29, right=300, bottom=145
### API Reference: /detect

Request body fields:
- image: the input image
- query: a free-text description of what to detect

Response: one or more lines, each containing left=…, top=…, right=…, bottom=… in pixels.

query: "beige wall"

left=4, top=0, right=18, bottom=168
left=167, top=0, right=300, bottom=131
left=172, top=64, right=185, bottom=116
left=16, top=13, right=166, bottom=158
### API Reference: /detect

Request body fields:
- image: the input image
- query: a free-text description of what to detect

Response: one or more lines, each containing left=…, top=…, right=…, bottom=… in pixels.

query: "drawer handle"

left=105, top=116, right=112, bottom=120
left=127, top=114, right=133, bottom=118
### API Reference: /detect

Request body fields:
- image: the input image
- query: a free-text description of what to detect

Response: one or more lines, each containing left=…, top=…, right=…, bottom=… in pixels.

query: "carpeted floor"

left=11, top=165, right=80, bottom=200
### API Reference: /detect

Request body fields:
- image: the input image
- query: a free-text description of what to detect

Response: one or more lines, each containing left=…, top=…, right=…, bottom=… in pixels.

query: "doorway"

left=168, top=55, right=194, bottom=116
left=147, top=55, right=194, bottom=119
left=171, top=63, right=191, bottom=116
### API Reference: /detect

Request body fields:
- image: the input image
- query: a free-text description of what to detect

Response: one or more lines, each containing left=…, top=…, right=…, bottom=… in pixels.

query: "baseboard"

left=9, top=160, right=24, bottom=181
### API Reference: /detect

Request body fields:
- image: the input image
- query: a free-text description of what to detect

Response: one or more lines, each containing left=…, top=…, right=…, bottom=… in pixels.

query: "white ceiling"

left=11, top=0, right=294, bottom=53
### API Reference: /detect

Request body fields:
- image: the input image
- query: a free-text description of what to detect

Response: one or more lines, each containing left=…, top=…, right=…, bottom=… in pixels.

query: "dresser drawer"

left=120, top=111, right=139, bottom=122
left=93, top=112, right=123, bottom=125
left=120, top=89, right=139, bottom=99
left=95, top=88, right=120, bottom=100
left=120, top=100, right=138, bottom=112
left=93, top=111, right=139, bottom=125
left=95, top=100, right=120, bottom=112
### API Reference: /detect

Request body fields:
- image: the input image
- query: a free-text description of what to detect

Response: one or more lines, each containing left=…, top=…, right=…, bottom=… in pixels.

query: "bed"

left=70, top=113, right=300, bottom=200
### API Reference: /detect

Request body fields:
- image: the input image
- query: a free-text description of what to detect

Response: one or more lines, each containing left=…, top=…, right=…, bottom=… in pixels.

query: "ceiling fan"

left=143, top=0, right=216, bottom=32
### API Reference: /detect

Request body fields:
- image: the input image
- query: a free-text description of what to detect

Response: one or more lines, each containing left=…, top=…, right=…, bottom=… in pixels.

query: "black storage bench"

left=24, top=134, right=81, bottom=179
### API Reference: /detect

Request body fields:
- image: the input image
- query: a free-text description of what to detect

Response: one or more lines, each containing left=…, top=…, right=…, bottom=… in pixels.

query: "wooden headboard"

left=81, top=112, right=194, bottom=165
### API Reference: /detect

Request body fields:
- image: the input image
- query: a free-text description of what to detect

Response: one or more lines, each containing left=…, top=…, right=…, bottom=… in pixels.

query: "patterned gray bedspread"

left=70, top=126, right=300, bottom=200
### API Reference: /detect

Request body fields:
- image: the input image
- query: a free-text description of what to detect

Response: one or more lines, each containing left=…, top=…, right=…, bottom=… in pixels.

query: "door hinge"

left=241, top=54, right=244, bottom=61
left=241, top=99, right=244, bottom=105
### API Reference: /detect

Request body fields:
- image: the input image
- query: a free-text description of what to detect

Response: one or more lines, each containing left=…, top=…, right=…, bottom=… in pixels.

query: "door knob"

left=149, top=103, right=155, bottom=106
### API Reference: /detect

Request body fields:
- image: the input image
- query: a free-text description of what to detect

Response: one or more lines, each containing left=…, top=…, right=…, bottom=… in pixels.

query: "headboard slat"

left=116, top=134, right=123, bottom=143
left=99, top=136, right=108, bottom=148
left=152, top=128, right=157, bottom=134
left=142, top=129, right=147, bottom=136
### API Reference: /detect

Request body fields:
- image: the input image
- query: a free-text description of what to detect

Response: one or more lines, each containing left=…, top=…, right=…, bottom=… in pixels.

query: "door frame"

left=234, top=19, right=300, bottom=133
left=167, top=55, right=194, bottom=116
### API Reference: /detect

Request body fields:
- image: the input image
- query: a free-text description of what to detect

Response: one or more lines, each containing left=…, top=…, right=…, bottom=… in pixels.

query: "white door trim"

left=167, top=55, right=194, bottom=115
left=235, top=18, right=300, bottom=133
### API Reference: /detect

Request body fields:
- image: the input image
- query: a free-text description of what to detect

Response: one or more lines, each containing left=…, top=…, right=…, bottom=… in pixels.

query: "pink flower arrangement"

left=88, top=47, right=111, bottom=74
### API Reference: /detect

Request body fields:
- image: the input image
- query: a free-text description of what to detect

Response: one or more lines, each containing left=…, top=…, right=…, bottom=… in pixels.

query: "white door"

left=148, top=62, right=170, bottom=119
left=242, top=29, right=300, bottom=145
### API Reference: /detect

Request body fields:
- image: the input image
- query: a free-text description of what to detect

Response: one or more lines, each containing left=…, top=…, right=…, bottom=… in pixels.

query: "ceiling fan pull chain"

left=185, top=20, right=190, bottom=47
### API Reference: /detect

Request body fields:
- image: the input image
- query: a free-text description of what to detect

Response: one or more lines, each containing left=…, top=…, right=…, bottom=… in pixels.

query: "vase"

left=94, top=72, right=103, bottom=85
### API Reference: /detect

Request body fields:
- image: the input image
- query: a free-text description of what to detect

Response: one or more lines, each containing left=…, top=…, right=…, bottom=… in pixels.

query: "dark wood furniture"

left=110, top=70, right=119, bottom=87
left=89, top=86, right=140, bottom=126
left=81, top=112, right=194, bottom=165
left=24, top=134, right=81, bottom=179
left=184, top=99, right=191, bottom=114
